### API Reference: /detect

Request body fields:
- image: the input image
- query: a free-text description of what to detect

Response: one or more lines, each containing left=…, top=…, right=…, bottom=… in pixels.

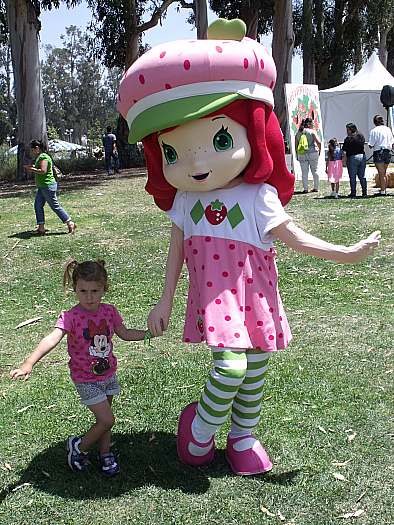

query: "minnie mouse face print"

left=159, top=115, right=252, bottom=192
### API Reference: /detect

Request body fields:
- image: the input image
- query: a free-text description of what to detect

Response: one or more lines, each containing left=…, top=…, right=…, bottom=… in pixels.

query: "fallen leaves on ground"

left=260, top=506, right=276, bottom=517
left=17, top=404, right=34, bottom=413
left=14, top=317, right=42, bottom=329
left=332, top=460, right=351, bottom=467
left=336, top=509, right=365, bottom=519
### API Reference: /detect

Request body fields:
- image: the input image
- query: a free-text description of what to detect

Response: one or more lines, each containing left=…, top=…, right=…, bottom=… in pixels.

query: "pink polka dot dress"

left=167, top=182, right=293, bottom=352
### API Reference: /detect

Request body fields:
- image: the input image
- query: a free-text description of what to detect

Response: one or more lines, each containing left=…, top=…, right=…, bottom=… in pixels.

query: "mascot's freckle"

left=118, top=18, right=380, bottom=475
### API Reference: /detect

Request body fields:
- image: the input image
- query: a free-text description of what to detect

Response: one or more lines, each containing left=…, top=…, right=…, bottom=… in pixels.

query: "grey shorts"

left=74, top=373, right=121, bottom=405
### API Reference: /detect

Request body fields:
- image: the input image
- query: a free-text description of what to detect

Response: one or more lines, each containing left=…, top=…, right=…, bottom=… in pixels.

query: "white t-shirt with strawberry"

left=167, top=182, right=293, bottom=351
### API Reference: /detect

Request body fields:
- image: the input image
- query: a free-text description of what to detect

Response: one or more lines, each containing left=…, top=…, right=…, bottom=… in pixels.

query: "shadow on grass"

left=7, top=231, right=70, bottom=240
left=0, top=431, right=301, bottom=502
left=0, top=171, right=148, bottom=200
left=0, top=431, right=210, bottom=501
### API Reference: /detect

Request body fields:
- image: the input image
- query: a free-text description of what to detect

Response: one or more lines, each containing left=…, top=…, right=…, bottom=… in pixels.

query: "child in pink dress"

left=10, top=260, right=150, bottom=476
left=326, top=138, right=343, bottom=198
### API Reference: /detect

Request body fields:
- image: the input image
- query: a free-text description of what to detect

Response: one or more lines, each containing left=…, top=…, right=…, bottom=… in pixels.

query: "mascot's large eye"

left=162, top=142, right=178, bottom=164
left=213, top=126, right=233, bottom=152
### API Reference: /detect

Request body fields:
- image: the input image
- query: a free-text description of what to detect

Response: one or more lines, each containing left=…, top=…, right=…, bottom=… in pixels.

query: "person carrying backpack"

left=295, top=118, right=321, bottom=193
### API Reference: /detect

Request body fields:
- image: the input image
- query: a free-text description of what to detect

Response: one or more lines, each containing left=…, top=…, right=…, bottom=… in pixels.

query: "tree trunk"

left=5, top=0, right=47, bottom=181
left=241, top=0, right=259, bottom=40
left=272, top=0, right=294, bottom=147
left=379, top=25, right=390, bottom=68
left=195, top=0, right=208, bottom=39
left=302, top=0, right=315, bottom=84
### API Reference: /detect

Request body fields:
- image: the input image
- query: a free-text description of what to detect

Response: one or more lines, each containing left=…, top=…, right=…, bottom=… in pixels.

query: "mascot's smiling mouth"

left=192, top=171, right=211, bottom=181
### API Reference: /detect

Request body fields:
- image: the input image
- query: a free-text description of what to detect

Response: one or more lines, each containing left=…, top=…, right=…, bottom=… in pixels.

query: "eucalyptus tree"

left=41, top=26, right=121, bottom=142
left=86, top=0, right=207, bottom=167
left=2, top=0, right=81, bottom=180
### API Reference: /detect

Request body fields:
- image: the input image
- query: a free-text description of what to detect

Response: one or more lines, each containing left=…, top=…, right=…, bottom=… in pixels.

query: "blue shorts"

left=373, top=149, right=392, bottom=165
left=74, top=373, right=120, bottom=405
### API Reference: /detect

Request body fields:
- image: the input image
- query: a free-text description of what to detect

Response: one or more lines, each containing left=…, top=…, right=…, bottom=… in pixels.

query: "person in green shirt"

left=25, top=140, right=76, bottom=235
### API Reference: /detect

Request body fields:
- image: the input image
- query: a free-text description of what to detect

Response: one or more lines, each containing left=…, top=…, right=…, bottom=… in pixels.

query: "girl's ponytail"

left=63, top=259, right=109, bottom=293
left=63, top=259, right=79, bottom=292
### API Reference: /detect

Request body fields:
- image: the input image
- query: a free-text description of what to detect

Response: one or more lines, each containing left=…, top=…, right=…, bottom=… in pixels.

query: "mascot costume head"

left=118, top=19, right=294, bottom=205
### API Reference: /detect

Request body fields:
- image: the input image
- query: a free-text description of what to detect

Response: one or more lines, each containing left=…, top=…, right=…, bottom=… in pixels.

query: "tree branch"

left=137, top=0, right=179, bottom=33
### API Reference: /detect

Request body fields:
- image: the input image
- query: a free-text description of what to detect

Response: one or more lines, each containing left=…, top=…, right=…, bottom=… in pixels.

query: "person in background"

left=25, top=139, right=76, bottom=235
left=368, top=115, right=394, bottom=196
left=326, top=138, right=343, bottom=199
left=342, top=123, right=367, bottom=198
left=295, top=117, right=321, bottom=193
left=102, top=127, right=120, bottom=175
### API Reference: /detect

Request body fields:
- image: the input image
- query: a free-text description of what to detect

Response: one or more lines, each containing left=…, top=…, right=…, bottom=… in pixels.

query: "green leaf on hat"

left=207, top=19, right=247, bottom=42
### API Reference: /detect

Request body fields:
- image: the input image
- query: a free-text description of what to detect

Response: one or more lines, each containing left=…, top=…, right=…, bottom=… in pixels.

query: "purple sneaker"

left=67, top=436, right=90, bottom=472
left=98, top=452, right=120, bottom=477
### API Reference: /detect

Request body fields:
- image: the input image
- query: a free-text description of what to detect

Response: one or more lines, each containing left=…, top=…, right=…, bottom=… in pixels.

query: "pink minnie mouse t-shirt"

left=55, top=303, right=123, bottom=382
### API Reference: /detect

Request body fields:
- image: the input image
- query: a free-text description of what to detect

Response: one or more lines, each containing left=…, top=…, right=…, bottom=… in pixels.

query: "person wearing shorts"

left=10, top=260, right=151, bottom=476
left=368, top=115, right=394, bottom=196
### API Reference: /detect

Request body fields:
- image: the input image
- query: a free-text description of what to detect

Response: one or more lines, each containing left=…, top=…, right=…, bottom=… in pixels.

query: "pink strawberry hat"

left=118, top=19, right=277, bottom=143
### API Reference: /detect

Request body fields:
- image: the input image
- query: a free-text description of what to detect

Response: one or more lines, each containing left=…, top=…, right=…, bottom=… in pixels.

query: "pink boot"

left=226, top=435, right=273, bottom=475
left=177, top=402, right=215, bottom=467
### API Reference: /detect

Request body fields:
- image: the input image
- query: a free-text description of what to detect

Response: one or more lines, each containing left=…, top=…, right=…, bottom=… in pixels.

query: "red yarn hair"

left=142, top=99, right=294, bottom=211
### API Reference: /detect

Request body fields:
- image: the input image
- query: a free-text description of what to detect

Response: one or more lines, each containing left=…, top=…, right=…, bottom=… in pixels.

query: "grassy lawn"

left=0, top=174, right=393, bottom=524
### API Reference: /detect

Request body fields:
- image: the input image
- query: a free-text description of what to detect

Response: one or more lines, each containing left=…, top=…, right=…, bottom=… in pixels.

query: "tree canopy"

left=41, top=26, right=122, bottom=144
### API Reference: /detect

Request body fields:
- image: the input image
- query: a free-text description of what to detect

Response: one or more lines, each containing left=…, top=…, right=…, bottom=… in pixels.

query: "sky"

left=39, top=1, right=303, bottom=83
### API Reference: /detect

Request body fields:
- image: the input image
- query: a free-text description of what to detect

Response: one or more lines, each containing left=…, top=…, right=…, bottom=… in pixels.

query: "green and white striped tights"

left=191, top=347, right=271, bottom=443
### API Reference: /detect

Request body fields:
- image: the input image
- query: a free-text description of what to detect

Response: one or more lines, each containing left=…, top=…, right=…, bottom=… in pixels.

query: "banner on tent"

left=284, top=84, right=325, bottom=179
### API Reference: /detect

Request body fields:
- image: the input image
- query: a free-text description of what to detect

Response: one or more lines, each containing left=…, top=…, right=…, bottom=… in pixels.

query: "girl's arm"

left=24, top=159, right=48, bottom=175
left=114, top=323, right=148, bottom=341
left=147, top=222, right=185, bottom=337
left=9, top=327, right=67, bottom=382
left=313, top=131, right=321, bottom=153
left=271, top=220, right=380, bottom=264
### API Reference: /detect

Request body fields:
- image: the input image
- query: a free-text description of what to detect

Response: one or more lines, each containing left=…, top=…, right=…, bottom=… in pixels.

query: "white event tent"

left=319, top=53, right=394, bottom=145
left=8, top=140, right=84, bottom=154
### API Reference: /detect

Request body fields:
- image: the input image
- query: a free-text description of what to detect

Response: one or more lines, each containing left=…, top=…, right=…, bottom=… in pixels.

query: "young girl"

left=326, top=138, right=343, bottom=198
left=25, top=140, right=76, bottom=235
left=118, top=19, right=380, bottom=476
left=10, top=260, right=150, bottom=476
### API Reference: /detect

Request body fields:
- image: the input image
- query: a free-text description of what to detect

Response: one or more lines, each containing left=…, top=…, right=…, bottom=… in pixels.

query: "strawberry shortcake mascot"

left=118, top=19, right=295, bottom=475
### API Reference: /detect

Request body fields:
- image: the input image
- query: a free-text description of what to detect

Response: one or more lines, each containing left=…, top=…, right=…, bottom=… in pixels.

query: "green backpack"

left=297, top=133, right=309, bottom=154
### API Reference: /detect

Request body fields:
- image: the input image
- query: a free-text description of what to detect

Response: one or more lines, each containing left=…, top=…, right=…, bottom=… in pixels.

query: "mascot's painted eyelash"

left=213, top=125, right=233, bottom=152
left=162, top=125, right=234, bottom=165
left=162, top=142, right=178, bottom=164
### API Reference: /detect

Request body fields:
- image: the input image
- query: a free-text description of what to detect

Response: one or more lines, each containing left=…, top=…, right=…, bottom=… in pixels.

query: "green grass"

left=0, top=176, right=393, bottom=524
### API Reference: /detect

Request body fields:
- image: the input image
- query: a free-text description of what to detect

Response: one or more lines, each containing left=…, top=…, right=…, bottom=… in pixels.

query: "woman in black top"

left=342, top=123, right=367, bottom=197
